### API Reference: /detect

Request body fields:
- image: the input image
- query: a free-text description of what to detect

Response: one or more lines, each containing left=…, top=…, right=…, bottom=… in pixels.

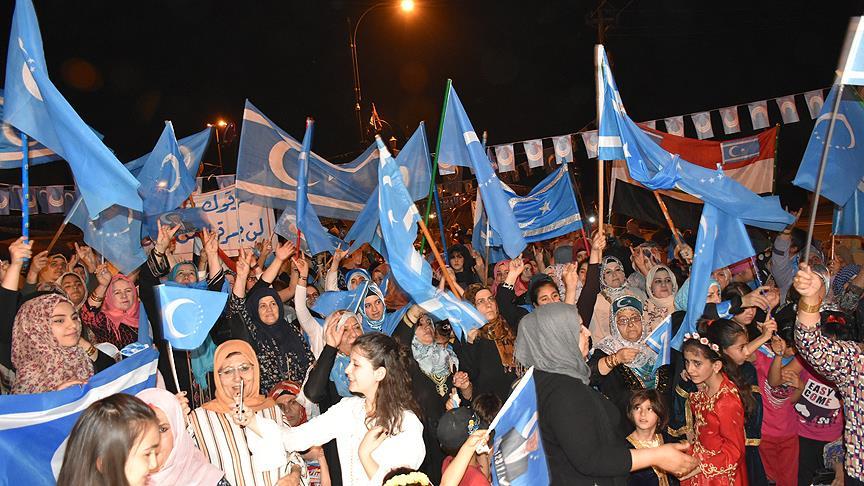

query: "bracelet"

left=152, top=248, right=165, bottom=258
left=85, top=345, right=97, bottom=359
left=89, top=293, right=105, bottom=303
left=797, top=299, right=822, bottom=314
left=501, top=282, right=515, bottom=290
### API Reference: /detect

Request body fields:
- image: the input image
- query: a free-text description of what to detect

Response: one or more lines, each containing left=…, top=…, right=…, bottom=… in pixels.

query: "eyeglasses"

left=218, top=363, right=254, bottom=377
left=418, top=315, right=433, bottom=326
left=617, top=317, right=642, bottom=327
left=475, top=296, right=494, bottom=306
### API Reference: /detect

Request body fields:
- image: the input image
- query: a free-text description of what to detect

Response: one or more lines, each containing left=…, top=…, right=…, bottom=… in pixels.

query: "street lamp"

left=206, top=119, right=233, bottom=175
left=349, top=1, right=415, bottom=145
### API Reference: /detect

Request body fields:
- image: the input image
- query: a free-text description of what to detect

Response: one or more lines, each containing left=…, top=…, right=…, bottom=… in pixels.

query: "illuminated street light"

left=349, top=1, right=415, bottom=144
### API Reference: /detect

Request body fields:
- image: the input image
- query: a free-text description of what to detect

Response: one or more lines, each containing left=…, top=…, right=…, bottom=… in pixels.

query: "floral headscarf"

left=600, top=256, right=628, bottom=301
left=593, top=296, right=658, bottom=387
left=11, top=294, right=93, bottom=394
left=645, top=265, right=678, bottom=332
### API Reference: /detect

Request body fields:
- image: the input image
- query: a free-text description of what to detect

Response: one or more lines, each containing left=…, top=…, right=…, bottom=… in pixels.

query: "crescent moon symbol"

left=268, top=141, right=319, bottom=188
left=179, top=145, right=194, bottom=171
left=164, top=297, right=196, bottom=339
left=525, top=142, right=541, bottom=158
left=21, top=61, right=43, bottom=102
left=160, top=153, right=182, bottom=193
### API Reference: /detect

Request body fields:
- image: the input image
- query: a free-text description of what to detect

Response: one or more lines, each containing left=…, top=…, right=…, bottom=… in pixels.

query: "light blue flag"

left=2, top=0, right=141, bottom=216
left=595, top=45, right=792, bottom=231
left=68, top=198, right=147, bottom=275
left=294, top=118, right=345, bottom=256
left=156, top=285, right=228, bottom=350
left=671, top=203, right=756, bottom=350
left=839, top=17, right=864, bottom=86
left=438, top=85, right=526, bottom=258
left=342, top=123, right=433, bottom=254
left=35, top=185, right=64, bottom=214
left=236, top=101, right=368, bottom=219
left=489, top=367, right=549, bottom=486
left=833, top=184, right=864, bottom=236
left=0, top=88, right=60, bottom=168
left=376, top=136, right=486, bottom=340
left=143, top=206, right=210, bottom=240
left=645, top=314, right=671, bottom=375
left=793, top=85, right=864, bottom=205
left=136, top=121, right=196, bottom=216
left=472, top=188, right=508, bottom=264
left=0, top=347, right=158, bottom=486
left=312, top=280, right=369, bottom=321
left=125, top=126, right=212, bottom=179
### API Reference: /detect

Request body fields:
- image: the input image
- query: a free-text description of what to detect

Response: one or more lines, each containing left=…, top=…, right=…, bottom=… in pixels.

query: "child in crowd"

left=756, top=325, right=802, bottom=485
left=438, top=395, right=502, bottom=486
left=626, top=389, right=670, bottom=486
left=680, top=327, right=747, bottom=485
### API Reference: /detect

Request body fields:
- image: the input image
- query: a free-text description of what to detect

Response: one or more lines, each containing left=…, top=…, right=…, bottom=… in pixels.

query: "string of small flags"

left=475, top=87, right=827, bottom=174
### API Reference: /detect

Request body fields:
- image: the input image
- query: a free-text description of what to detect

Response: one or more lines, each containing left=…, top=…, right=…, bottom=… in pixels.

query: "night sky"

left=0, top=0, right=862, bottom=212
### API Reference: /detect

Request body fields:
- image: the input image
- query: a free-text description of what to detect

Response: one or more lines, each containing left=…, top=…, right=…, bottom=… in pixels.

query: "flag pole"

left=21, top=132, right=30, bottom=247
left=420, top=79, right=453, bottom=260
left=594, top=46, right=605, bottom=238
left=481, top=130, right=490, bottom=286
left=46, top=195, right=83, bottom=254
left=803, top=84, right=845, bottom=265
left=166, top=341, right=182, bottom=392
left=417, top=217, right=462, bottom=298
left=652, top=192, right=683, bottom=246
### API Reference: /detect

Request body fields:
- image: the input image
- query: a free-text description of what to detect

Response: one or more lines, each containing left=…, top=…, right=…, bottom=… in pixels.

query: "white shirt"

left=276, top=396, right=425, bottom=486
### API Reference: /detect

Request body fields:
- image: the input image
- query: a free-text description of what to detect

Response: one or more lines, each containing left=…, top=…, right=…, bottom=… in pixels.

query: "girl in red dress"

left=680, top=330, right=748, bottom=485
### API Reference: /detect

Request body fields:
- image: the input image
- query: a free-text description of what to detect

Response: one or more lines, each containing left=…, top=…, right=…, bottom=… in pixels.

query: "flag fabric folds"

left=2, top=0, right=141, bottom=216
left=341, top=123, right=432, bottom=254
left=143, top=206, right=210, bottom=240
left=0, top=88, right=62, bottom=168
left=438, top=85, right=526, bottom=259
left=294, top=118, right=345, bottom=256
left=68, top=199, right=147, bottom=275
left=125, top=126, right=212, bottom=179
left=793, top=85, right=864, bottom=206
left=833, top=185, right=864, bottom=236
left=375, top=136, right=486, bottom=341
left=489, top=367, right=549, bottom=486
left=472, top=188, right=507, bottom=264
left=645, top=315, right=672, bottom=375
left=136, top=121, right=196, bottom=216
left=671, top=202, right=757, bottom=349
left=0, top=347, right=158, bottom=486
left=156, top=285, right=228, bottom=350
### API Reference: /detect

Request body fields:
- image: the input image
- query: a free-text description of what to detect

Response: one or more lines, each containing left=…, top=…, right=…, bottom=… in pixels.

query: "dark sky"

left=0, top=0, right=861, bottom=201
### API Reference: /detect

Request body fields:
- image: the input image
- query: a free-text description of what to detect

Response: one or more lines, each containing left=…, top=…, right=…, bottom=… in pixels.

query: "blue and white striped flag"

left=0, top=348, right=158, bottom=486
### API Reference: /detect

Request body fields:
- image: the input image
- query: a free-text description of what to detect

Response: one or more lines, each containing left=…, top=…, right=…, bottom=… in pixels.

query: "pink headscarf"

left=101, top=274, right=140, bottom=340
left=136, top=388, right=225, bottom=486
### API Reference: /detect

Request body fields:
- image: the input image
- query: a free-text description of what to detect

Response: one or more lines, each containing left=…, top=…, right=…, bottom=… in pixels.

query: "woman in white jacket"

left=245, top=332, right=425, bottom=486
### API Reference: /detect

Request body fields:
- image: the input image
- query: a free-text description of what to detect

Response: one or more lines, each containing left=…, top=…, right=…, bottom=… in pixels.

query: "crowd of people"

left=1, top=214, right=863, bottom=486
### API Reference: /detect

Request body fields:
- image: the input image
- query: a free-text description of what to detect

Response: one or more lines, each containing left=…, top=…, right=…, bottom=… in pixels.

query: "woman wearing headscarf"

left=135, top=388, right=228, bottom=486
left=56, top=271, right=88, bottom=309
left=644, top=265, right=678, bottom=333
left=516, top=303, right=698, bottom=485
left=461, top=283, right=520, bottom=403
left=1, top=236, right=30, bottom=387
left=12, top=293, right=114, bottom=394
left=189, top=340, right=309, bottom=486
left=590, top=296, right=670, bottom=429
left=230, top=245, right=314, bottom=395
left=139, top=223, right=227, bottom=396
left=358, top=280, right=409, bottom=335
left=80, top=269, right=140, bottom=350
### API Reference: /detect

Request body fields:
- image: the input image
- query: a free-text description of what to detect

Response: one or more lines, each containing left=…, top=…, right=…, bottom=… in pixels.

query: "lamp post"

left=348, top=0, right=415, bottom=145
left=206, top=119, right=229, bottom=174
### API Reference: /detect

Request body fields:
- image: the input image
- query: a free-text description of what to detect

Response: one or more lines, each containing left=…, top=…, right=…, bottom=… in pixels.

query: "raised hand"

left=94, top=263, right=112, bottom=287
left=8, top=237, right=32, bottom=265
left=74, top=242, right=97, bottom=271
left=274, top=240, right=296, bottom=262
left=235, top=247, right=256, bottom=277
left=292, top=257, right=309, bottom=279
left=155, top=220, right=181, bottom=254
left=202, top=227, right=219, bottom=256
left=793, top=264, right=823, bottom=299
left=324, top=313, right=348, bottom=349
left=562, top=262, right=580, bottom=289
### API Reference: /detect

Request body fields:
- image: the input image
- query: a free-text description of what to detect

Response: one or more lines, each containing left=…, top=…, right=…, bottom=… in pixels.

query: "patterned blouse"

left=228, top=295, right=314, bottom=395
left=795, top=321, right=864, bottom=481
left=80, top=302, right=138, bottom=350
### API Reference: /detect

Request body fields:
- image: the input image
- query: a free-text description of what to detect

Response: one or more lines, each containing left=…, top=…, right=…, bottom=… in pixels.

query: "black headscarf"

left=244, top=287, right=313, bottom=385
